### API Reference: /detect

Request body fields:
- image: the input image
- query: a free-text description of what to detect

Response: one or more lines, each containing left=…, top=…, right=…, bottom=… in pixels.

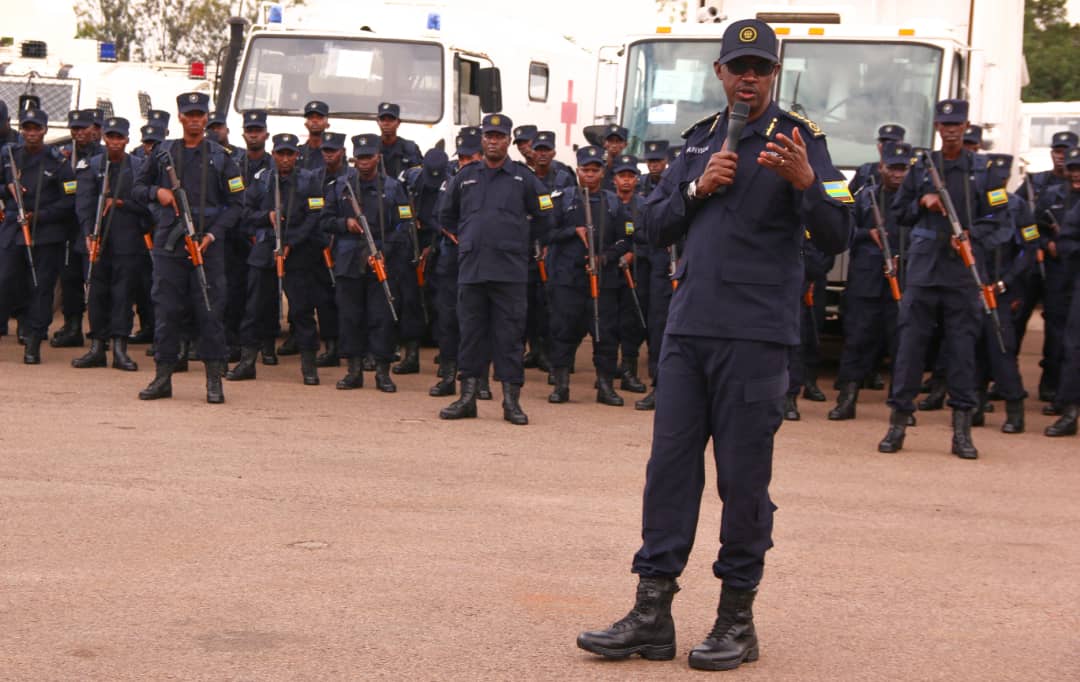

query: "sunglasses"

left=724, top=58, right=776, bottom=77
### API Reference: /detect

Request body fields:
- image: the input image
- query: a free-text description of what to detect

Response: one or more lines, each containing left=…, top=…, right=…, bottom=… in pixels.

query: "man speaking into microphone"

left=577, top=20, right=853, bottom=671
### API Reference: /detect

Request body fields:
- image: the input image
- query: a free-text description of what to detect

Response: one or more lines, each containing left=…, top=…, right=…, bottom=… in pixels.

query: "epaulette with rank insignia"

left=781, top=109, right=825, bottom=138
left=681, top=112, right=721, bottom=140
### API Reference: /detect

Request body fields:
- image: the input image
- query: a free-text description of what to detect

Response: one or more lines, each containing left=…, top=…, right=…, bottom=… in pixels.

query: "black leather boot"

left=50, top=315, right=84, bottom=348
left=577, top=576, right=679, bottom=661
left=951, top=409, right=978, bottom=459
left=688, top=585, right=759, bottom=671
left=362, top=353, right=376, bottom=371
left=226, top=346, right=258, bottom=381
left=477, top=375, right=492, bottom=400
left=802, top=376, right=826, bottom=401
left=635, top=388, right=656, bottom=411
left=783, top=394, right=800, bottom=421
left=374, top=361, right=397, bottom=393
left=502, top=382, right=528, bottom=425
left=174, top=340, right=189, bottom=373
left=23, top=335, right=42, bottom=364
left=918, top=378, right=946, bottom=411
left=971, top=390, right=987, bottom=427
left=596, top=375, right=624, bottom=406
left=205, top=360, right=225, bottom=404
left=429, top=362, right=457, bottom=397
left=72, top=339, right=107, bottom=368
left=227, top=345, right=241, bottom=363
left=138, top=362, right=174, bottom=400
left=548, top=367, right=570, bottom=403
left=336, top=356, right=365, bottom=390
left=260, top=339, right=278, bottom=365
left=828, top=382, right=859, bottom=420
left=112, top=337, right=138, bottom=371
left=535, top=347, right=551, bottom=373
left=440, top=377, right=478, bottom=419
left=1045, top=404, right=1078, bottom=437
left=878, top=410, right=908, bottom=453
left=1042, top=403, right=1063, bottom=416
left=1001, top=399, right=1024, bottom=434
left=316, top=338, right=340, bottom=367
left=619, top=358, right=648, bottom=393
left=300, top=350, right=320, bottom=386
left=277, top=332, right=298, bottom=356
left=392, top=340, right=420, bottom=374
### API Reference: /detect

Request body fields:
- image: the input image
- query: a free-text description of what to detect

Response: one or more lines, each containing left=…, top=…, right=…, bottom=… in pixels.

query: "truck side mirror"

left=477, top=67, right=503, bottom=113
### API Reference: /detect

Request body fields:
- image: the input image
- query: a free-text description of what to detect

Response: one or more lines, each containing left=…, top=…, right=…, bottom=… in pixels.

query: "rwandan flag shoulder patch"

left=987, top=188, right=1008, bottom=207
left=397, top=205, right=413, bottom=220
left=227, top=176, right=245, bottom=193
left=63, top=180, right=77, bottom=194
left=1021, top=224, right=1039, bottom=242
left=538, top=194, right=553, bottom=211
left=625, top=221, right=634, bottom=235
left=822, top=180, right=854, bottom=203
left=308, top=197, right=325, bottom=210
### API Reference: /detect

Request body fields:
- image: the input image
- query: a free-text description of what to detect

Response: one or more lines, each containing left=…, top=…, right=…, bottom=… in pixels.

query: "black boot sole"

left=576, top=638, right=675, bottom=661
left=688, top=645, right=759, bottom=671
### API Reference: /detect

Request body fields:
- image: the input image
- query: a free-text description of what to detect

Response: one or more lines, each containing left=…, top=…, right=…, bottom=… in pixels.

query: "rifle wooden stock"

left=343, top=180, right=398, bottom=322
left=162, top=157, right=212, bottom=311
left=582, top=186, right=600, bottom=342
left=6, top=146, right=38, bottom=287
left=866, top=181, right=903, bottom=304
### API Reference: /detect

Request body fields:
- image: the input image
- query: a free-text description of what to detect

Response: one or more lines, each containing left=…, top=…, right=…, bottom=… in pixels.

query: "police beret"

left=377, top=102, right=400, bottom=119
left=877, top=124, right=905, bottom=142
left=576, top=145, right=604, bottom=167
left=321, top=132, right=346, bottom=151
left=532, top=130, right=556, bottom=150
left=242, top=110, right=268, bottom=129
left=103, top=117, right=129, bottom=136
left=19, top=108, right=47, bottom=126
left=272, top=133, right=300, bottom=153
left=513, top=124, right=538, bottom=144
left=352, top=134, right=379, bottom=157
left=304, top=100, right=330, bottom=117
left=718, top=19, right=778, bottom=65
left=177, top=92, right=211, bottom=114
left=481, top=113, right=512, bottom=136
left=934, top=99, right=968, bottom=124
left=613, top=154, right=639, bottom=175
left=1051, top=131, right=1078, bottom=148
left=642, top=139, right=669, bottom=161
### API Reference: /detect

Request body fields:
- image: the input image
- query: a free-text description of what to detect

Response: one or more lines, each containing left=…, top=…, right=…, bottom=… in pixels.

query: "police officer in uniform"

left=1, top=108, right=79, bottom=364
left=513, top=124, right=537, bottom=167
left=848, top=123, right=905, bottom=195
left=963, top=124, right=983, bottom=153
left=611, top=153, right=649, bottom=394
left=639, top=140, right=670, bottom=198
left=296, top=100, right=330, bottom=173
left=437, top=113, right=555, bottom=424
left=578, top=20, right=853, bottom=670
left=0, top=100, right=17, bottom=146
left=1045, top=148, right=1080, bottom=436
left=600, top=124, right=629, bottom=191
left=877, top=99, right=1009, bottom=458
left=376, top=102, right=422, bottom=179
left=129, top=123, right=166, bottom=346
left=72, top=117, right=149, bottom=371
left=134, top=92, right=244, bottom=403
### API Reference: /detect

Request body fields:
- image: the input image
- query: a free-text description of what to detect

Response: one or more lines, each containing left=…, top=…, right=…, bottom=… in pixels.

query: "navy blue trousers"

left=152, top=248, right=227, bottom=364
left=86, top=252, right=139, bottom=339
left=457, top=281, right=524, bottom=385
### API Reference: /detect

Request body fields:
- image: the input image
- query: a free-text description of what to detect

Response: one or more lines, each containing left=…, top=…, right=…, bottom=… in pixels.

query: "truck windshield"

left=621, top=39, right=728, bottom=156
left=234, top=35, right=443, bottom=122
left=777, top=40, right=942, bottom=169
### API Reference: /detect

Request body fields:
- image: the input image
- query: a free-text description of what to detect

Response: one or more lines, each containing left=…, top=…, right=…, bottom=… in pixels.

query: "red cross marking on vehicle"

left=561, top=80, right=578, bottom=143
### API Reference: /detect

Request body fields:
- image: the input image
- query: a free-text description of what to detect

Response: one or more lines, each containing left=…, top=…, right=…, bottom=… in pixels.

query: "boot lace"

left=706, top=609, right=739, bottom=642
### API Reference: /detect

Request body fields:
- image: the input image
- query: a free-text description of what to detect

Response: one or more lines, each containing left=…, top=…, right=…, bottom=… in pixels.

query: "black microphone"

left=715, top=102, right=750, bottom=196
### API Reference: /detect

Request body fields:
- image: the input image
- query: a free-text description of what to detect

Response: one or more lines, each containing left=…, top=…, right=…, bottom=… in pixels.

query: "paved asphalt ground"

left=1, top=324, right=1077, bottom=680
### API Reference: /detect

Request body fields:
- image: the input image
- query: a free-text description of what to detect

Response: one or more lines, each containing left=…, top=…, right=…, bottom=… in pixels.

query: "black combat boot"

left=987, top=382, right=1003, bottom=401
left=828, top=382, right=859, bottom=420
left=1042, top=403, right=1063, bottom=416
left=205, top=360, right=225, bottom=404
left=863, top=371, right=886, bottom=390
left=1045, top=404, right=1078, bottom=437
left=174, top=340, right=190, bottom=373
left=23, top=335, right=43, bottom=364
left=440, top=377, right=478, bottom=420
left=72, top=339, right=107, bottom=368
left=50, top=315, right=84, bottom=348
left=635, top=388, right=656, bottom=411
left=878, top=410, right=909, bottom=453
left=138, top=362, right=174, bottom=400
left=227, top=345, right=241, bottom=363
left=362, top=353, right=376, bottom=371
left=1001, top=399, right=1024, bottom=434
left=477, top=376, right=492, bottom=400
left=111, top=337, right=138, bottom=371
left=619, top=358, right=648, bottom=394
left=277, top=331, right=298, bottom=356
left=688, top=585, right=759, bottom=671
left=597, top=375, right=625, bottom=406
left=918, top=378, right=946, bottom=411
left=549, top=367, right=570, bottom=403
left=336, top=356, right=365, bottom=390
left=300, top=350, right=320, bottom=386
left=802, top=375, right=826, bottom=401
left=783, top=394, right=800, bottom=421
left=374, top=361, right=397, bottom=393
left=577, top=576, right=679, bottom=661
left=226, top=347, right=258, bottom=381
left=316, top=338, right=340, bottom=367
left=951, top=409, right=978, bottom=459
left=429, top=362, right=457, bottom=397
left=260, top=339, right=278, bottom=365
left=502, top=382, right=528, bottom=425
left=971, top=390, right=987, bottom=427
left=392, top=340, right=420, bottom=374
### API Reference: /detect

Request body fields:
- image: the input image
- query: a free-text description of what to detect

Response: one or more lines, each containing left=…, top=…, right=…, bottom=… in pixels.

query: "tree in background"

left=1024, top=0, right=1080, bottom=101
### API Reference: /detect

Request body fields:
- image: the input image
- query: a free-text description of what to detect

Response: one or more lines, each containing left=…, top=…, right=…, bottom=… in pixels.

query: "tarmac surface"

left=1, top=324, right=1077, bottom=680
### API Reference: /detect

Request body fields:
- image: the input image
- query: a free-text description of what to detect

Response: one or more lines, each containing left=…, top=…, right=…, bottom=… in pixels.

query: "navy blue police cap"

left=20, top=108, right=47, bottom=126
left=667, top=145, right=683, bottom=162
left=321, top=132, right=346, bottom=151
left=272, top=133, right=300, bottom=153
left=103, top=116, right=129, bottom=136
left=68, top=109, right=95, bottom=129
left=576, top=145, right=604, bottom=167
left=92, top=109, right=105, bottom=127
left=642, top=139, right=669, bottom=161
left=481, top=113, right=512, bottom=135
left=352, top=134, right=379, bottom=157
left=1051, top=131, right=1078, bottom=148
left=603, top=124, right=628, bottom=142
left=613, top=154, right=639, bottom=174
left=513, top=124, right=538, bottom=144
left=140, top=124, right=164, bottom=143
left=377, top=102, right=400, bottom=120
left=208, top=112, right=227, bottom=127
left=304, top=100, right=330, bottom=117
left=881, top=141, right=913, bottom=166
left=934, top=99, right=968, bottom=124
left=422, top=149, right=449, bottom=181
left=456, top=126, right=481, bottom=156
left=177, top=92, right=211, bottom=114
left=148, top=109, right=170, bottom=126
left=532, top=130, right=556, bottom=150
left=242, top=110, right=268, bottom=129
left=718, top=19, right=778, bottom=65
left=986, top=153, right=1013, bottom=173
left=877, top=124, right=905, bottom=142
left=1065, top=146, right=1080, bottom=168
left=963, top=124, right=983, bottom=145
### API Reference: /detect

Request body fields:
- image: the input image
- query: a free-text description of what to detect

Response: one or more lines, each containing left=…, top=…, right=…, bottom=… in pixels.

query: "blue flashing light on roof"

left=98, top=41, right=118, bottom=62
left=268, top=4, right=284, bottom=24
left=427, top=12, right=441, bottom=30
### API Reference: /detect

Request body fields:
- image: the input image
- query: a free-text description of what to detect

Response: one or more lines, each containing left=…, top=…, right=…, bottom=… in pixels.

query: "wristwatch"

left=686, top=179, right=699, bottom=201
left=996, top=280, right=1006, bottom=295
